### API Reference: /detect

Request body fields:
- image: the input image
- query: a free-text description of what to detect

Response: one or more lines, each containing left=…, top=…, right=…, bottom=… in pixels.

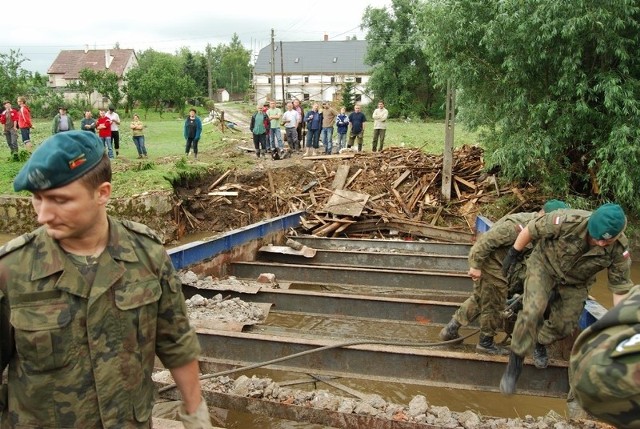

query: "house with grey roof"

left=47, top=48, right=137, bottom=106
left=253, top=38, right=372, bottom=106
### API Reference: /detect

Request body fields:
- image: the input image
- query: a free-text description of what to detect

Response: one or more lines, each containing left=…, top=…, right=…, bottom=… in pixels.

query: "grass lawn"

left=0, top=104, right=480, bottom=198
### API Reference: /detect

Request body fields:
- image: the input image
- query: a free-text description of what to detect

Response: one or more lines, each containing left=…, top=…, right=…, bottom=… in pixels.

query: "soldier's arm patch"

left=553, top=215, right=564, bottom=225
left=623, top=249, right=631, bottom=260
left=612, top=333, right=640, bottom=358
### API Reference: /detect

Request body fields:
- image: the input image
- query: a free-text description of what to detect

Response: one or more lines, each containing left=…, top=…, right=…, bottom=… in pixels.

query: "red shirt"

left=18, top=105, right=32, bottom=128
left=0, top=108, right=19, bottom=126
left=96, top=116, right=112, bottom=138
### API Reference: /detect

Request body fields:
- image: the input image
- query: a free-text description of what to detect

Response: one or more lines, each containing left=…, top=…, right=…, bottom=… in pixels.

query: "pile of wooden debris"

left=175, top=145, right=544, bottom=242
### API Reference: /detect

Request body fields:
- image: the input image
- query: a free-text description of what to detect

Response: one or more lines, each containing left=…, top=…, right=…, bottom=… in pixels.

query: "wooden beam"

left=391, top=170, right=412, bottom=189
left=331, top=164, right=351, bottom=190
left=453, top=175, right=477, bottom=190
left=344, top=168, right=363, bottom=189
left=207, top=170, right=231, bottom=191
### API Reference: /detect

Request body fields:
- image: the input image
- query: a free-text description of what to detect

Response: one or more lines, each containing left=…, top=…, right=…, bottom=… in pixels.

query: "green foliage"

left=218, top=34, right=252, bottom=94
left=0, top=50, right=31, bottom=102
left=362, top=0, right=444, bottom=119
left=421, top=0, right=640, bottom=212
left=66, top=69, right=121, bottom=108
left=341, top=82, right=356, bottom=111
left=126, top=49, right=198, bottom=116
left=133, top=160, right=156, bottom=171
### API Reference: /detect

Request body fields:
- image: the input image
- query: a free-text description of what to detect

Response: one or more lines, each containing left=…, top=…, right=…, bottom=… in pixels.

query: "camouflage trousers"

left=510, top=250, right=588, bottom=356
left=454, top=263, right=508, bottom=337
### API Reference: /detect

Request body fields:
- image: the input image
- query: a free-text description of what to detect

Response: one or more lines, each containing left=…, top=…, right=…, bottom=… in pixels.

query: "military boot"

left=438, top=318, right=462, bottom=342
left=533, top=342, right=548, bottom=369
left=357, top=143, right=363, bottom=152
left=476, top=335, right=509, bottom=355
left=500, top=351, right=524, bottom=395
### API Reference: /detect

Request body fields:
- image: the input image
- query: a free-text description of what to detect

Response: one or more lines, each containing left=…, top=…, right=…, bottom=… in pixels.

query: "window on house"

left=286, top=92, right=293, bottom=100
left=303, top=93, right=310, bottom=101
left=355, top=94, right=362, bottom=102
left=355, top=77, right=362, bottom=83
left=286, top=77, right=291, bottom=84
left=304, top=76, right=309, bottom=83
left=268, top=78, right=271, bottom=84
left=330, top=77, right=335, bottom=83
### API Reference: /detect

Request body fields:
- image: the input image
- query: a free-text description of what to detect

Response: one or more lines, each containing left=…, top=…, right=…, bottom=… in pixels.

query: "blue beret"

left=588, top=203, right=626, bottom=240
left=14, top=131, right=106, bottom=192
left=543, top=199, right=568, bottom=213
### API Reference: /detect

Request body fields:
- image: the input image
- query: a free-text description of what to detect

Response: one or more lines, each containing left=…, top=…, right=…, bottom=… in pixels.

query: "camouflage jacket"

left=0, top=217, right=201, bottom=428
left=570, top=284, right=640, bottom=427
left=526, top=209, right=632, bottom=293
left=469, top=211, right=539, bottom=271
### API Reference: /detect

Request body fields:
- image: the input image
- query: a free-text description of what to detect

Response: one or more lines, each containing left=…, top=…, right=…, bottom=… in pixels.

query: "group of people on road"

left=440, top=198, right=638, bottom=428
left=250, top=99, right=390, bottom=158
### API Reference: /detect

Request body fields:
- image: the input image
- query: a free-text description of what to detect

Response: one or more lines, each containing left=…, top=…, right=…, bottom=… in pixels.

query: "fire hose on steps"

left=159, top=294, right=524, bottom=394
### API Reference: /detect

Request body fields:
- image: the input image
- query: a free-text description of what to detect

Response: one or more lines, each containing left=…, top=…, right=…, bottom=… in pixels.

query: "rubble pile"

left=174, top=146, right=545, bottom=242
left=152, top=371, right=608, bottom=429
left=185, top=293, right=266, bottom=325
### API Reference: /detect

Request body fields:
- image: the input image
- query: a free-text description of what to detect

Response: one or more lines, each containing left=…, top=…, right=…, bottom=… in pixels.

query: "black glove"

left=502, top=246, right=523, bottom=277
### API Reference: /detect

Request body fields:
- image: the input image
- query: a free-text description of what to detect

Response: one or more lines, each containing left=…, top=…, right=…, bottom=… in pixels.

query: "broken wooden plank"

left=331, top=164, right=351, bottom=190
left=391, top=188, right=412, bottom=217
left=324, top=189, right=370, bottom=217
left=453, top=175, right=477, bottom=190
left=344, top=168, right=363, bottom=189
left=453, top=180, right=462, bottom=199
left=391, top=170, right=412, bottom=189
left=302, top=153, right=356, bottom=160
left=207, top=170, right=232, bottom=191
left=313, top=221, right=344, bottom=237
left=267, top=170, right=275, bottom=194
left=207, top=191, right=239, bottom=196
left=430, top=206, right=443, bottom=226
left=344, top=218, right=474, bottom=243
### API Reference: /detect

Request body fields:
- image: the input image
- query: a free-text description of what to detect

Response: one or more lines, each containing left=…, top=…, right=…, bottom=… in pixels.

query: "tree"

left=0, top=50, right=31, bottom=102
left=341, top=81, right=356, bottom=111
left=362, top=0, right=443, bottom=119
left=421, top=0, right=640, bottom=211
left=218, top=34, right=252, bottom=94
left=177, top=48, right=208, bottom=97
left=126, top=49, right=197, bottom=116
left=67, top=69, right=121, bottom=108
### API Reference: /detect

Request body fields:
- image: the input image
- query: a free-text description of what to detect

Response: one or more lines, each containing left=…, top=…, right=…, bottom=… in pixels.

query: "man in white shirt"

left=106, top=105, right=121, bottom=157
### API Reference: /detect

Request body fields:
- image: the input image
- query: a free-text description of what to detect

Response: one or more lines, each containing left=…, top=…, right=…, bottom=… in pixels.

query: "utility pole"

left=206, top=44, right=213, bottom=100
left=280, top=41, right=285, bottom=103
left=441, top=81, right=456, bottom=202
left=270, top=29, right=276, bottom=102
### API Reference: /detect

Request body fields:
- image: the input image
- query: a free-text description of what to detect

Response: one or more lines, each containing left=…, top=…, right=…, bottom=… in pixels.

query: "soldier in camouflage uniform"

left=569, top=283, right=640, bottom=429
left=500, top=204, right=633, bottom=395
left=0, top=131, right=213, bottom=428
left=439, top=200, right=567, bottom=355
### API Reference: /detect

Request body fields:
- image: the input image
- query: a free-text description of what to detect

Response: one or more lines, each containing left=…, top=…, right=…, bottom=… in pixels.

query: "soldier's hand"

left=468, top=267, right=482, bottom=280
left=502, top=246, right=523, bottom=277
left=179, top=397, right=214, bottom=429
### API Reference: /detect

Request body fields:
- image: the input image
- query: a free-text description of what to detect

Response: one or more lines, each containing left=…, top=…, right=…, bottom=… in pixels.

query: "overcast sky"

left=4, top=0, right=390, bottom=74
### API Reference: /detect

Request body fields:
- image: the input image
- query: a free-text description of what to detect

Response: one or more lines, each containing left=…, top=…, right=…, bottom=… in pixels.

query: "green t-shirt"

left=267, top=108, right=282, bottom=129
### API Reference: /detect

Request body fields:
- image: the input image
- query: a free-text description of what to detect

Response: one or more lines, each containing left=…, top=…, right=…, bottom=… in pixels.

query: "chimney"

left=323, top=33, right=329, bottom=42
left=105, top=49, right=113, bottom=69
